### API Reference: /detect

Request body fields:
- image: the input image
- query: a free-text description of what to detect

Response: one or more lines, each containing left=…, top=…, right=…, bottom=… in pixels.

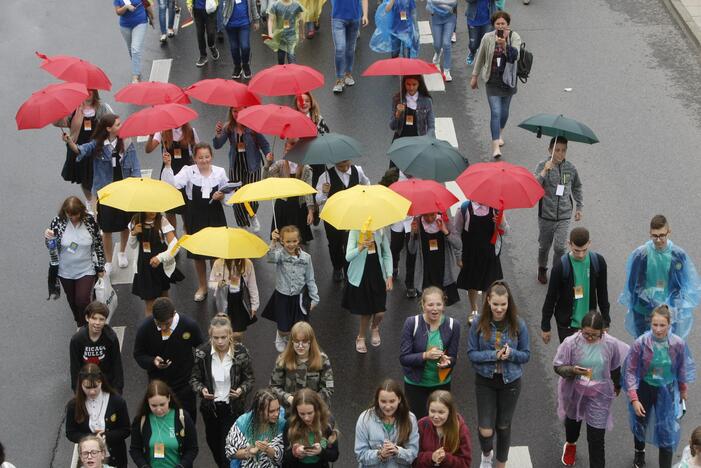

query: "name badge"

left=429, top=239, right=439, bottom=251
left=656, top=279, right=665, bottom=289
left=405, top=114, right=414, bottom=126
left=573, top=285, right=584, bottom=299
left=235, top=0, right=242, bottom=4
left=201, top=188, right=210, bottom=199
left=652, top=367, right=663, bottom=378
left=555, top=184, right=565, bottom=196
left=496, top=57, right=502, bottom=68
left=367, top=241, right=376, bottom=254
left=283, top=19, right=290, bottom=28
left=143, top=241, right=151, bottom=253
left=83, top=118, right=92, bottom=131
left=67, top=242, right=79, bottom=254
left=112, top=156, right=117, bottom=168
left=154, top=442, right=165, bottom=458
left=237, top=142, right=246, bottom=153
left=173, top=148, right=182, bottom=159
left=400, top=10, right=407, bottom=20
left=229, top=277, right=241, bottom=293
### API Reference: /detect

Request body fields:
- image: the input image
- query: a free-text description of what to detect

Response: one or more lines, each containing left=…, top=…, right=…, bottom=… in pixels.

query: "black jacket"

left=70, top=325, right=124, bottom=393
left=66, top=393, right=130, bottom=468
left=541, top=252, right=610, bottom=332
left=129, top=408, right=198, bottom=468
left=189, top=341, right=255, bottom=417
left=282, top=423, right=339, bottom=468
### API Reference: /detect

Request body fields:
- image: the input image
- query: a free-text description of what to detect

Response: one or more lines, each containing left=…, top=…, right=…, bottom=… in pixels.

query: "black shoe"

left=406, top=288, right=418, bottom=299
left=312, top=209, right=320, bottom=226
left=242, top=63, right=252, bottom=79
left=232, top=66, right=242, bottom=79
left=217, top=31, right=225, bottom=43
left=210, top=46, right=220, bottom=60
left=332, top=269, right=344, bottom=282
left=196, top=56, right=208, bottom=67
left=633, top=450, right=645, bottom=468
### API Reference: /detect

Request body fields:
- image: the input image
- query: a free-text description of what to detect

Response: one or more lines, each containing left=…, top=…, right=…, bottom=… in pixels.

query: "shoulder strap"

left=448, top=317, right=454, bottom=330
left=179, top=409, right=185, bottom=436
left=460, top=201, right=469, bottom=220
left=140, top=415, right=146, bottom=432
left=560, top=254, right=571, bottom=281
left=590, top=252, right=599, bottom=274
left=413, top=315, right=420, bottom=337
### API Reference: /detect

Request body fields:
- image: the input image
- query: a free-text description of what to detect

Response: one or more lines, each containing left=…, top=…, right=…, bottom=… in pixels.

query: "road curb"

left=663, top=0, right=701, bottom=48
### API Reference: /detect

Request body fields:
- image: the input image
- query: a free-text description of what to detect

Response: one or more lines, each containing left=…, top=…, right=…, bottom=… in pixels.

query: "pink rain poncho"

left=553, top=332, right=630, bottom=430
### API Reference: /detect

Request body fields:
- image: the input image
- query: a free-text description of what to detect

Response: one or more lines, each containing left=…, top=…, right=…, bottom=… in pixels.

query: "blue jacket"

left=75, top=139, right=141, bottom=194
left=399, top=314, right=460, bottom=383
left=346, top=230, right=393, bottom=287
left=213, top=126, right=271, bottom=174
left=467, top=316, right=530, bottom=384
left=465, top=0, right=497, bottom=20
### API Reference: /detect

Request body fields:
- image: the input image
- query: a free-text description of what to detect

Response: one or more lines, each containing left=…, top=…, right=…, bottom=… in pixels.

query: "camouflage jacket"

left=269, top=352, right=334, bottom=407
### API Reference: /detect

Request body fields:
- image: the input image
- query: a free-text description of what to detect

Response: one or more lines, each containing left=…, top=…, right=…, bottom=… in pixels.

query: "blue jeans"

left=226, top=25, right=251, bottom=67
left=431, top=13, right=456, bottom=69
left=487, top=93, right=512, bottom=140
left=468, top=22, right=491, bottom=56
left=158, top=0, right=176, bottom=34
left=331, top=18, right=360, bottom=78
left=216, top=1, right=224, bottom=32
left=277, top=49, right=296, bottom=64
left=120, top=22, right=148, bottom=77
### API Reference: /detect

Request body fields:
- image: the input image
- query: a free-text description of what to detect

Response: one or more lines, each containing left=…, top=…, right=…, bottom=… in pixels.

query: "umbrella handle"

left=549, top=135, right=558, bottom=162
left=271, top=199, right=277, bottom=231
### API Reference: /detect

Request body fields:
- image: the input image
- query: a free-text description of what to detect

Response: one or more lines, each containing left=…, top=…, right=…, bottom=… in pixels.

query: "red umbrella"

left=36, top=52, right=112, bottom=91
left=248, top=64, right=324, bottom=97
left=389, top=179, right=459, bottom=216
left=114, top=82, right=190, bottom=105
left=16, top=82, right=89, bottom=130
left=456, top=161, right=544, bottom=243
left=236, top=104, right=318, bottom=139
left=362, top=57, right=441, bottom=77
left=119, top=103, right=199, bottom=138
left=185, top=79, right=260, bottom=107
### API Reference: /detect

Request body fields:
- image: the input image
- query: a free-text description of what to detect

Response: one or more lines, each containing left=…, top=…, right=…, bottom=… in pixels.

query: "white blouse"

left=161, top=164, right=229, bottom=201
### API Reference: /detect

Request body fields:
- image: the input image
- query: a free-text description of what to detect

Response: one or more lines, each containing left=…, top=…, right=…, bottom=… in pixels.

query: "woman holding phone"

left=414, top=390, right=472, bottom=467
left=282, top=388, right=339, bottom=467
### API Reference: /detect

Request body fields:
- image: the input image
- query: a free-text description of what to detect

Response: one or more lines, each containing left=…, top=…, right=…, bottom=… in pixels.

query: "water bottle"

left=48, top=238, right=60, bottom=266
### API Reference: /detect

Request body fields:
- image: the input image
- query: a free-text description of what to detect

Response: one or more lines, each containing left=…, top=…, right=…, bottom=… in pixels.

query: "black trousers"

left=390, top=230, right=416, bottom=288
left=202, top=402, right=238, bottom=468
left=557, top=325, right=578, bottom=343
left=173, top=385, right=197, bottom=426
left=565, top=417, right=605, bottom=468
left=633, top=381, right=674, bottom=468
left=323, top=222, right=349, bottom=271
left=404, top=381, right=451, bottom=420
left=193, top=8, right=216, bottom=57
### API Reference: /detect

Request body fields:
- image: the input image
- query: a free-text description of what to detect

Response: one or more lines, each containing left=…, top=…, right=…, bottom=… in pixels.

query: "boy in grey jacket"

left=534, top=137, right=583, bottom=284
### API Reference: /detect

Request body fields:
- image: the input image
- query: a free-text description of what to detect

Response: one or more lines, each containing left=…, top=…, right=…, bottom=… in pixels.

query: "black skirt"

left=97, top=202, right=131, bottom=233
left=271, top=198, right=313, bottom=243
left=261, top=290, right=308, bottom=332
left=342, top=251, right=387, bottom=315
left=131, top=264, right=184, bottom=300
left=61, top=145, right=93, bottom=192
left=227, top=290, right=258, bottom=332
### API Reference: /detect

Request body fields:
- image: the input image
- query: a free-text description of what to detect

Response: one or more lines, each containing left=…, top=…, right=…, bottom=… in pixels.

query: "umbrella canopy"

left=185, top=78, right=261, bottom=107
left=387, top=136, right=469, bottom=182
left=226, top=177, right=316, bottom=204
left=518, top=113, right=599, bottom=144
left=96, top=178, right=186, bottom=212
left=284, top=133, right=364, bottom=165
left=36, top=51, right=112, bottom=91
left=320, top=184, right=411, bottom=231
left=16, top=82, right=89, bottom=130
left=362, top=57, right=440, bottom=77
left=248, top=64, right=324, bottom=96
left=114, top=82, right=190, bottom=105
left=236, top=104, right=318, bottom=139
left=119, top=103, right=198, bottom=138
left=455, top=161, right=544, bottom=210
left=175, top=227, right=269, bottom=259
left=389, top=179, right=459, bottom=216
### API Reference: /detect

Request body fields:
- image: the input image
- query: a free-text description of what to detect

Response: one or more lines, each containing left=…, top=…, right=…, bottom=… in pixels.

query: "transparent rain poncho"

left=298, top=0, right=326, bottom=23
left=554, top=332, right=630, bottom=430
left=619, top=240, right=701, bottom=339
left=370, top=0, right=419, bottom=58
left=264, top=1, right=305, bottom=54
left=622, top=331, right=696, bottom=449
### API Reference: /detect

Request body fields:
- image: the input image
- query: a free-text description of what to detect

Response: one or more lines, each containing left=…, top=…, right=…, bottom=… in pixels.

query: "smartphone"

left=303, top=446, right=315, bottom=451
left=262, top=34, right=272, bottom=41
left=496, top=29, right=504, bottom=38
left=574, top=365, right=588, bottom=372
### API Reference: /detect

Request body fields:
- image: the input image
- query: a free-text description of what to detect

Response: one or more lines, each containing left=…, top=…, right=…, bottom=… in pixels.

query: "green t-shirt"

left=577, top=342, right=604, bottom=381
left=405, top=317, right=449, bottom=387
left=570, top=253, right=591, bottom=328
left=301, top=431, right=320, bottom=464
left=149, top=409, right=180, bottom=468
left=635, top=243, right=672, bottom=315
left=644, top=339, right=674, bottom=387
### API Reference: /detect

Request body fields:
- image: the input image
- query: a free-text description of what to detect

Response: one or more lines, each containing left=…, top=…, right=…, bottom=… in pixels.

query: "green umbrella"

left=387, top=136, right=469, bottom=182
left=518, top=113, right=599, bottom=144
left=284, top=132, right=365, bottom=165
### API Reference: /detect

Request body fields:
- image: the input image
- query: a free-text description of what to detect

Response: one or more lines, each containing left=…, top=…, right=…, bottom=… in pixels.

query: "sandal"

left=370, top=327, right=381, bottom=347
left=356, top=336, right=367, bottom=353
left=194, top=290, right=208, bottom=302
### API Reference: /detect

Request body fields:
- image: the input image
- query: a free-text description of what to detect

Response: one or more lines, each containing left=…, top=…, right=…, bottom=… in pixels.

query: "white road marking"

left=137, top=59, right=173, bottom=142
left=435, top=117, right=458, bottom=148
left=418, top=20, right=433, bottom=44
left=423, top=72, right=445, bottom=92
left=140, top=168, right=153, bottom=179
left=109, top=241, right=138, bottom=286
left=507, top=446, right=534, bottom=468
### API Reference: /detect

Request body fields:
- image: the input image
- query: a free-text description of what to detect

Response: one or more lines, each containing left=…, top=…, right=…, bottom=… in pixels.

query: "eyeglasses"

left=292, top=340, right=310, bottom=348
left=650, top=233, right=668, bottom=240
left=80, top=450, right=103, bottom=458
left=582, top=331, right=602, bottom=340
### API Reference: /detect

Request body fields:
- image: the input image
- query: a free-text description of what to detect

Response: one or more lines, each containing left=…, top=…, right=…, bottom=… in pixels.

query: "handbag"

left=205, top=0, right=217, bottom=14
left=94, top=276, right=118, bottom=318
left=502, top=34, right=518, bottom=89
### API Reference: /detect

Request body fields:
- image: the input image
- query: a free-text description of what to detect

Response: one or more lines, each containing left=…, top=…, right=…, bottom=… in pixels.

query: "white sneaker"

left=117, top=252, right=128, bottom=268
left=343, top=74, right=356, bottom=86
left=444, top=70, right=452, bottom=82
left=451, top=32, right=457, bottom=43
left=104, top=262, right=113, bottom=277
left=249, top=215, right=261, bottom=233
left=160, top=34, right=167, bottom=43
left=432, top=51, right=441, bottom=65
left=332, top=80, right=344, bottom=94
left=480, top=450, right=494, bottom=468
left=275, top=332, right=288, bottom=352
left=523, top=0, right=530, bottom=4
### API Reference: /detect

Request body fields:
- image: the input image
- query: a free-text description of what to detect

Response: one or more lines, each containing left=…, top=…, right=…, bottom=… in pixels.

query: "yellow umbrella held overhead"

left=97, top=178, right=185, bottom=213
left=172, top=227, right=269, bottom=259
left=320, top=184, right=411, bottom=231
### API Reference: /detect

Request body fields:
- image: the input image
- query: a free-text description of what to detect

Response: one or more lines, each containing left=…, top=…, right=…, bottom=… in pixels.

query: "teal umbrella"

left=284, top=132, right=365, bottom=165
left=518, top=113, right=599, bottom=144
left=387, top=136, right=469, bottom=182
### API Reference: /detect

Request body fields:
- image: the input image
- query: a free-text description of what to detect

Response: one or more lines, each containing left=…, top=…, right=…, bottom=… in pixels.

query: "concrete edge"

left=662, top=0, right=701, bottom=48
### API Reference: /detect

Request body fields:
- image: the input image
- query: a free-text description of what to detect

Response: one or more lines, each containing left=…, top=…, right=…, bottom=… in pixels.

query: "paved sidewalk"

left=668, top=0, right=701, bottom=46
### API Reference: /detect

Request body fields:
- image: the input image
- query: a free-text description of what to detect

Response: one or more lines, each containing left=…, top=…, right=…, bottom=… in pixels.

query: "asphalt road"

left=2, top=0, right=701, bottom=467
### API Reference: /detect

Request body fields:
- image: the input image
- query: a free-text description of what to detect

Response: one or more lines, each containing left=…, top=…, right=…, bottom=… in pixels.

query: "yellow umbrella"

left=320, top=184, right=411, bottom=231
left=97, top=178, right=185, bottom=213
left=173, top=226, right=269, bottom=259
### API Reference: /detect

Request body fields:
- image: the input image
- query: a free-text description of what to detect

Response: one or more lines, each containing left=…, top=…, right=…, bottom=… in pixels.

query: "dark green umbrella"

left=518, top=113, right=599, bottom=144
left=284, top=132, right=365, bottom=165
left=387, top=136, right=469, bottom=182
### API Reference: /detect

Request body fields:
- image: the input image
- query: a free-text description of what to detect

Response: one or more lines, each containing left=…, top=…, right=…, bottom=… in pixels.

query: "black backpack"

left=517, top=42, right=533, bottom=83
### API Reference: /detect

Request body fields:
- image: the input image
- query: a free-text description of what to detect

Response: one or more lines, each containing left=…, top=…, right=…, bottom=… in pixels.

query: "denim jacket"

left=75, top=139, right=141, bottom=194
left=389, top=94, right=435, bottom=138
left=213, top=126, right=271, bottom=174
left=467, top=316, right=530, bottom=383
left=267, top=246, right=320, bottom=305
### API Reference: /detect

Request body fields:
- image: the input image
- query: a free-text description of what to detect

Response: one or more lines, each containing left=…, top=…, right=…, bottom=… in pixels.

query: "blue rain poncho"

left=619, top=240, right=701, bottom=338
left=622, top=331, right=696, bottom=449
left=370, top=0, right=419, bottom=58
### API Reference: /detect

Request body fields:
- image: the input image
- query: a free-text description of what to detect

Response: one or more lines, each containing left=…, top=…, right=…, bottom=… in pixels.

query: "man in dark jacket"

left=541, top=227, right=609, bottom=343
left=133, top=297, right=204, bottom=422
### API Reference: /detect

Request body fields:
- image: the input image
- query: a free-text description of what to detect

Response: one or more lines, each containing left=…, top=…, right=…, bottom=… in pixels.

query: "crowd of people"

left=7, top=0, right=695, bottom=468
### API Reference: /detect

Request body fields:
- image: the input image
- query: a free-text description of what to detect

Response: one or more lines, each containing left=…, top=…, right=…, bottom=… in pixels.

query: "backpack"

left=413, top=314, right=454, bottom=336
left=560, top=253, right=599, bottom=283
left=517, top=42, right=533, bottom=83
